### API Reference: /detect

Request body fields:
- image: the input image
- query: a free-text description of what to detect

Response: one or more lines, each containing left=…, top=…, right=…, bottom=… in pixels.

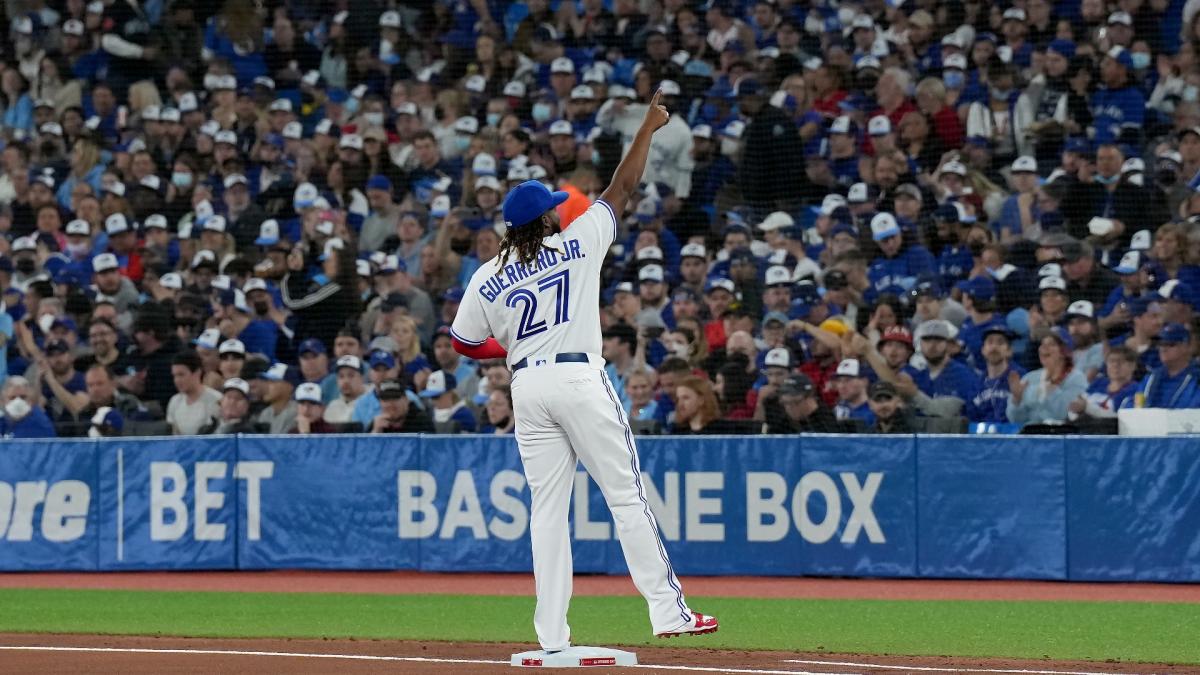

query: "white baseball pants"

left=510, top=356, right=693, bottom=651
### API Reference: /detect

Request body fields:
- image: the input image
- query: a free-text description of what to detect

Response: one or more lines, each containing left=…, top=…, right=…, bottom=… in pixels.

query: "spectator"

left=1133, top=324, right=1200, bottom=408
left=909, top=320, right=981, bottom=418
left=204, top=378, right=260, bottom=434
left=1065, top=301, right=1104, bottom=381
left=481, top=386, right=515, bottom=435
left=1007, top=328, right=1089, bottom=425
left=0, top=376, right=56, bottom=438
left=602, top=322, right=649, bottom=409
left=87, top=407, right=124, bottom=438
left=832, top=358, right=875, bottom=427
left=168, top=350, right=221, bottom=436
left=867, top=381, right=918, bottom=434
left=371, top=380, right=433, bottom=433
left=670, top=376, right=740, bottom=434
left=254, top=364, right=299, bottom=434
left=80, top=364, right=151, bottom=428
left=326, top=355, right=367, bottom=424
left=966, top=326, right=1025, bottom=424
left=1069, top=345, right=1140, bottom=420
left=34, top=338, right=88, bottom=421
left=762, top=373, right=840, bottom=434
left=625, top=371, right=659, bottom=423
left=291, top=383, right=337, bottom=434
left=282, top=238, right=361, bottom=351
left=421, top=370, right=476, bottom=432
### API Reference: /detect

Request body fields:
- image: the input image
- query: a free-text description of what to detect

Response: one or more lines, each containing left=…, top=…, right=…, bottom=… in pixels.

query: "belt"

left=511, top=352, right=591, bottom=371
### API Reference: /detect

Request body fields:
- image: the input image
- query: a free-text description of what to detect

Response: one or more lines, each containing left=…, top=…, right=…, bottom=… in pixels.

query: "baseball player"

left=451, top=90, right=717, bottom=652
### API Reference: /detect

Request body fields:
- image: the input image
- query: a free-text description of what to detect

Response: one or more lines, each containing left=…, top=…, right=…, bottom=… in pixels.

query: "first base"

left=511, top=646, right=638, bottom=668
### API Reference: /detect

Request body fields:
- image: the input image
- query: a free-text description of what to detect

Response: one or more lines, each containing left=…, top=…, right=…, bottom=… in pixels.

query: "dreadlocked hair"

left=497, top=219, right=556, bottom=270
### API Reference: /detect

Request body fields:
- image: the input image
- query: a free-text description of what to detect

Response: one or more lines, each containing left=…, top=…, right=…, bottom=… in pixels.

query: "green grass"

left=2, top=588, right=1198, bottom=665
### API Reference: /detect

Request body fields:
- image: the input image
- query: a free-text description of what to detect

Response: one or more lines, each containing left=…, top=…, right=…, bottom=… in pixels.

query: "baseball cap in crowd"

left=764, top=266, right=791, bottom=287
left=870, top=213, right=900, bottom=241
left=705, top=277, right=736, bottom=295
left=421, top=370, right=458, bottom=398
left=1129, top=229, right=1153, bottom=251
left=1088, top=217, right=1117, bottom=238
left=1011, top=156, right=1038, bottom=174
left=941, top=161, right=968, bottom=177
left=680, top=243, right=707, bottom=260
left=1128, top=296, right=1161, bottom=318
left=869, top=380, right=899, bottom=401
left=368, top=349, right=397, bottom=370
left=92, top=253, right=119, bottom=273
left=219, top=339, right=246, bottom=356
left=377, top=380, right=406, bottom=400
left=335, top=355, right=363, bottom=372
left=295, top=382, right=323, bottom=403
left=829, top=115, right=855, bottom=135
left=879, top=326, right=914, bottom=349
left=779, top=373, right=816, bottom=397
left=763, top=347, right=792, bottom=369
left=255, top=220, right=281, bottom=246
left=1046, top=325, right=1075, bottom=350
left=193, top=328, right=222, bottom=350
left=867, top=116, right=891, bottom=136
left=159, top=272, right=183, bottom=290
left=757, top=212, right=795, bottom=233
left=920, top=320, right=955, bottom=341
left=295, top=338, right=325, bottom=357
left=1159, top=279, right=1193, bottom=303
left=894, top=184, right=922, bottom=203
left=223, top=378, right=250, bottom=396
left=1113, top=250, right=1145, bottom=275
left=1039, top=275, right=1068, bottom=293
left=1066, top=300, right=1095, bottom=321
left=91, top=406, right=124, bottom=432
left=260, top=363, right=300, bottom=385
left=44, top=339, right=70, bottom=355
left=1159, top=323, right=1191, bottom=344
left=443, top=287, right=465, bottom=304
left=951, top=274, right=990, bottom=300
left=762, top=311, right=789, bottom=329
left=551, top=57, right=575, bottom=74
left=66, top=219, right=90, bottom=236
left=105, top=213, right=131, bottom=235
left=639, top=265, right=665, bottom=283
left=835, top=358, right=864, bottom=378
left=503, top=180, right=568, bottom=228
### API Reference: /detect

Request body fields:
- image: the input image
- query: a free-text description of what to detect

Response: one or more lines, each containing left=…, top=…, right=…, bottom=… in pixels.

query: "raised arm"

left=599, top=89, right=671, bottom=221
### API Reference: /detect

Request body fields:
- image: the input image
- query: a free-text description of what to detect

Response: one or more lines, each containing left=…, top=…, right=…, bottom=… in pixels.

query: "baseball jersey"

left=452, top=200, right=617, bottom=369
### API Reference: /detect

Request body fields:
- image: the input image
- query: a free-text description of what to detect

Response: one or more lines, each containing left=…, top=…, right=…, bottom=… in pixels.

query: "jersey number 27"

left=506, top=269, right=571, bottom=340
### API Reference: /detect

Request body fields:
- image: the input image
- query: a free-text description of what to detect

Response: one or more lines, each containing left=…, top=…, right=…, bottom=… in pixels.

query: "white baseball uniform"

left=451, top=200, right=694, bottom=651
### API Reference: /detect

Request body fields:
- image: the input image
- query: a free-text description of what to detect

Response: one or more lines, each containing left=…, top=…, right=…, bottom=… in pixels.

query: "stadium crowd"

left=1, top=0, right=1200, bottom=439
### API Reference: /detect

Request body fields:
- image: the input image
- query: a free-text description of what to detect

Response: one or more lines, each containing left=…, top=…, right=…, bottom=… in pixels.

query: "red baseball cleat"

left=656, top=613, right=718, bottom=638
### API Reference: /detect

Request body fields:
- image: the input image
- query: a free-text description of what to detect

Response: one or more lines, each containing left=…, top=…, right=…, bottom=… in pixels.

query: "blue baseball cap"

left=502, top=180, right=568, bottom=229
left=298, top=337, right=326, bottom=356
left=1159, top=323, right=1191, bottom=344
left=1129, top=295, right=1162, bottom=317
left=91, top=407, right=124, bottom=431
left=259, top=362, right=301, bottom=385
left=1107, top=46, right=1135, bottom=70
left=956, top=276, right=995, bottom=302
left=442, top=287, right=465, bottom=303
left=981, top=322, right=1016, bottom=342
left=368, top=349, right=397, bottom=369
left=1047, top=325, right=1075, bottom=351
left=366, top=174, right=392, bottom=192
left=1047, top=39, right=1076, bottom=59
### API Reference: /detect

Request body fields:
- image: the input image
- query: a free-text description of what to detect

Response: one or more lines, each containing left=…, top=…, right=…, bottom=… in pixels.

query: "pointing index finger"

left=650, top=88, right=662, bottom=107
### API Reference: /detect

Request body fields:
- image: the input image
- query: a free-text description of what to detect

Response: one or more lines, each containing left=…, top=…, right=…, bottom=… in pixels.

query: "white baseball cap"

left=638, top=265, right=665, bottom=283
left=92, top=253, right=119, bottom=273
left=503, top=81, right=527, bottom=98
left=829, top=115, right=854, bottom=135
left=692, top=124, right=713, bottom=140
left=764, top=347, right=792, bottom=369
left=283, top=121, right=303, bottom=139
left=379, top=10, right=402, bottom=27
left=681, top=243, right=707, bottom=259
left=551, top=57, right=575, bottom=74
left=454, top=116, right=479, bottom=135
left=757, top=211, right=795, bottom=232
left=472, top=153, right=497, bottom=176
left=295, top=382, right=323, bottom=403
left=294, top=182, right=319, bottom=208
left=835, top=358, right=863, bottom=378
left=336, top=354, right=363, bottom=371
left=549, top=120, right=574, bottom=136
left=1039, top=275, right=1068, bottom=292
left=223, top=377, right=250, bottom=395
left=219, top=339, right=246, bottom=356
left=867, top=115, right=892, bottom=136
left=66, top=219, right=90, bottom=236
left=1067, top=300, right=1095, bottom=319
left=214, top=130, right=238, bottom=146
left=870, top=212, right=901, bottom=241
left=339, top=134, right=364, bottom=150
left=1130, top=229, right=1153, bottom=251
left=105, top=213, right=131, bottom=235
left=1011, top=156, right=1038, bottom=173
left=941, top=160, right=968, bottom=177
left=159, top=272, right=183, bottom=290
left=255, top=219, right=280, bottom=246
left=193, top=328, right=222, bottom=350
left=765, top=265, right=791, bottom=286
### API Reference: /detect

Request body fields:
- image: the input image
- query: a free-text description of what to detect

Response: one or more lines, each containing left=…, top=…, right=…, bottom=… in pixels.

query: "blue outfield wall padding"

left=237, top=434, right=422, bottom=570
left=0, top=439, right=98, bottom=571
left=98, top=436, right=239, bottom=570
left=916, top=435, right=1066, bottom=580
left=1, top=434, right=1198, bottom=580
left=1067, top=436, right=1200, bottom=582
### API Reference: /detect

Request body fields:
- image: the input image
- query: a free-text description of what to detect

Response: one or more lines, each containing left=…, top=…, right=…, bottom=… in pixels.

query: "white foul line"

left=0, top=646, right=858, bottom=674
left=116, top=447, right=124, bottom=562
left=785, top=659, right=1148, bottom=675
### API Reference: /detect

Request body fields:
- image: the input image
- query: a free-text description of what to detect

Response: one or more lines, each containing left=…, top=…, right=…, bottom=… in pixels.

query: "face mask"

left=591, top=149, right=602, bottom=165
left=1131, top=52, right=1151, bottom=70
left=943, top=71, right=965, bottom=90
left=67, top=241, right=91, bottom=259
left=990, top=87, right=1011, bottom=101
left=454, top=135, right=471, bottom=152
left=16, top=259, right=36, bottom=275
left=87, top=426, right=104, bottom=438
left=4, top=397, right=31, bottom=420
left=486, top=112, right=502, bottom=127
left=720, top=138, right=740, bottom=157
left=344, top=97, right=360, bottom=116
left=532, top=102, right=553, bottom=123
left=1184, top=86, right=1199, bottom=103
left=968, top=240, right=986, bottom=257
left=254, top=301, right=270, bottom=315
left=1157, top=169, right=1179, bottom=186
left=363, top=111, right=384, bottom=127
left=1095, top=173, right=1119, bottom=185
left=172, top=171, right=193, bottom=188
